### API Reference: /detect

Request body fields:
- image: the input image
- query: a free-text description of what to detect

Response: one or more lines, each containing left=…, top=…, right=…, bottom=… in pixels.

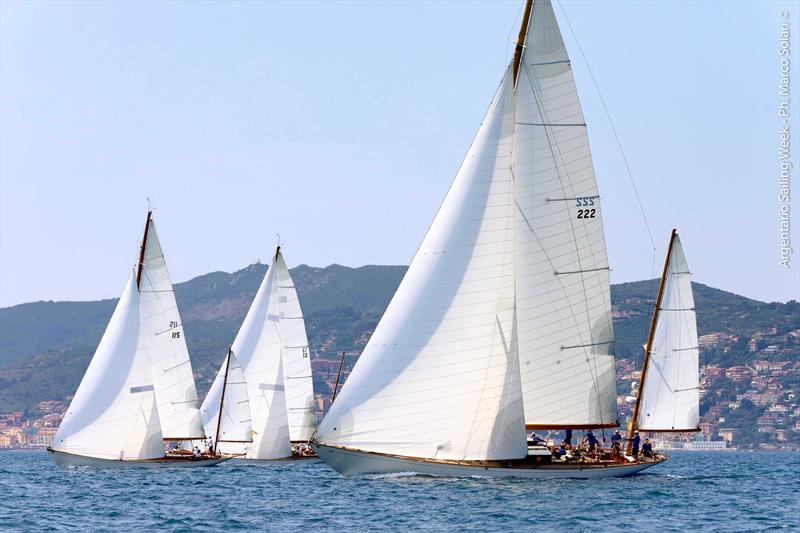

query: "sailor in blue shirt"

left=610, top=430, right=622, bottom=453
left=630, top=430, right=641, bottom=456
left=585, top=430, right=598, bottom=452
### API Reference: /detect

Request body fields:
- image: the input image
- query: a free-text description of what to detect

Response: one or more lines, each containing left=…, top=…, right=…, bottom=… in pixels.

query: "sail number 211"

left=576, top=197, right=596, bottom=219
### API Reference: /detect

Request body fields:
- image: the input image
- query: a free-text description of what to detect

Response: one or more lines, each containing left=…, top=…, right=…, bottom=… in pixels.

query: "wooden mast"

left=512, top=0, right=534, bottom=86
left=331, top=351, right=347, bottom=404
left=627, top=228, right=678, bottom=454
left=136, top=210, right=153, bottom=288
left=214, top=346, right=233, bottom=453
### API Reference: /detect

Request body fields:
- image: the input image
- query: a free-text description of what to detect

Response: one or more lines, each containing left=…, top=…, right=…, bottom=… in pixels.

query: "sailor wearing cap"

left=631, top=430, right=641, bottom=457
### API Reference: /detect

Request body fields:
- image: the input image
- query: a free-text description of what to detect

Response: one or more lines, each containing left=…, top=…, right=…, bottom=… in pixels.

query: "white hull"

left=226, top=455, right=320, bottom=463
left=313, top=444, right=662, bottom=479
left=49, top=449, right=230, bottom=468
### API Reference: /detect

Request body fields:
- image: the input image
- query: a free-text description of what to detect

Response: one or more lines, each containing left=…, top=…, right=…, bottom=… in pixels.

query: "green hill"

left=1, top=264, right=797, bottom=423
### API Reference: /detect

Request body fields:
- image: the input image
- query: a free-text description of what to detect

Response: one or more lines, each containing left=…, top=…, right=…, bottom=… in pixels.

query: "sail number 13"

left=576, top=197, right=596, bottom=219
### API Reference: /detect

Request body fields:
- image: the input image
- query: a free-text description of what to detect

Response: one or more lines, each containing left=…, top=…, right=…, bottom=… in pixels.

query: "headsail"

left=137, top=212, right=205, bottom=440
left=637, top=232, right=700, bottom=431
left=51, top=274, right=164, bottom=460
left=512, top=0, right=617, bottom=429
left=315, top=66, right=526, bottom=461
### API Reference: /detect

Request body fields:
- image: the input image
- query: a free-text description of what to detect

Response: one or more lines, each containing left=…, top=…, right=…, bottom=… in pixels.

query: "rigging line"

left=505, top=1, right=526, bottom=65
left=555, top=0, right=657, bottom=266
left=522, top=61, right=607, bottom=425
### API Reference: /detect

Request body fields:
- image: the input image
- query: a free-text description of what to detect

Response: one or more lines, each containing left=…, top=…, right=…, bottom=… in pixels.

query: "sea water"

left=0, top=451, right=797, bottom=531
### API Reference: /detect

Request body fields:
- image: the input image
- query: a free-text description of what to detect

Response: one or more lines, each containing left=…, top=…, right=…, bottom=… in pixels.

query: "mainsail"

left=637, top=232, right=700, bottom=431
left=271, top=251, right=316, bottom=442
left=137, top=213, right=206, bottom=440
left=513, top=0, right=617, bottom=429
left=316, top=66, right=527, bottom=461
left=51, top=274, right=164, bottom=460
left=201, top=247, right=313, bottom=458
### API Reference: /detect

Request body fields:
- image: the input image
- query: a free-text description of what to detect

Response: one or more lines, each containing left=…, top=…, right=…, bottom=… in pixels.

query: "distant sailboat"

left=201, top=246, right=316, bottom=460
left=312, top=0, right=683, bottom=478
left=49, top=210, right=228, bottom=467
left=628, top=230, right=701, bottom=449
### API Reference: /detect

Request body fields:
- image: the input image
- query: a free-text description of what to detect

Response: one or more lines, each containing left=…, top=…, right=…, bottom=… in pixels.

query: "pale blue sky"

left=1, top=0, right=798, bottom=307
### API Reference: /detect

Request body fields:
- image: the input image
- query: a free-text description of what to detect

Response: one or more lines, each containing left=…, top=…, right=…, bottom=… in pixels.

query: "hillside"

left=1, top=264, right=798, bottom=449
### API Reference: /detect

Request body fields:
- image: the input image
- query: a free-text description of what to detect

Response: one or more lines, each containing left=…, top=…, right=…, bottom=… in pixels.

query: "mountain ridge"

left=1, top=263, right=797, bottom=420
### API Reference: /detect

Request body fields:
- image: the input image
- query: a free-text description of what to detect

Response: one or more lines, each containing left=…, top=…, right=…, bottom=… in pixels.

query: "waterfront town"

left=2, top=327, right=798, bottom=452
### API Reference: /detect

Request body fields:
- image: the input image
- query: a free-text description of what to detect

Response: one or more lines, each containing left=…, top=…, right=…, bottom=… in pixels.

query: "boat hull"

left=48, top=448, right=230, bottom=468
left=312, top=444, right=663, bottom=479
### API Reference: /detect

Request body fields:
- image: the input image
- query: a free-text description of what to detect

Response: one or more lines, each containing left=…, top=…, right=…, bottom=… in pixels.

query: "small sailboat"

left=312, top=0, right=684, bottom=478
left=49, top=210, right=228, bottom=467
left=627, top=230, right=700, bottom=450
left=210, top=348, right=253, bottom=454
left=201, top=245, right=316, bottom=460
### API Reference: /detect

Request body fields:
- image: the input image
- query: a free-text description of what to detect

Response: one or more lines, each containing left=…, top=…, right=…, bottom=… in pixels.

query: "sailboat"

left=627, top=230, right=700, bottom=450
left=201, top=246, right=316, bottom=460
left=210, top=348, right=254, bottom=454
left=312, top=0, right=689, bottom=478
left=48, top=210, right=228, bottom=467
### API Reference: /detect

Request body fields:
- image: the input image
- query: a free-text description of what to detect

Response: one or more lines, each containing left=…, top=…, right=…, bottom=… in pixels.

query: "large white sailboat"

left=201, top=246, right=316, bottom=460
left=312, top=0, right=696, bottom=478
left=49, top=211, right=228, bottom=467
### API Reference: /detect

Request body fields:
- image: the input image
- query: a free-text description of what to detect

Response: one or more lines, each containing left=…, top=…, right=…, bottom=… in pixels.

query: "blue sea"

left=0, top=451, right=797, bottom=532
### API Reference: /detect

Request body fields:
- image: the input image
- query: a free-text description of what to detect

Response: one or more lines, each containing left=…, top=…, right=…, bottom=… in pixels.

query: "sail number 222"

left=576, top=197, right=596, bottom=219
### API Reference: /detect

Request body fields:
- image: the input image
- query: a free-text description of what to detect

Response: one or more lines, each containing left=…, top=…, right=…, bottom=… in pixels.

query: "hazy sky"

left=1, top=0, right=798, bottom=307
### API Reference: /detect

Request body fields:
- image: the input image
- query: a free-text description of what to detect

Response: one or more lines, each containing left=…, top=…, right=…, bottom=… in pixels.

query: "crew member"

left=630, top=430, right=641, bottom=457
left=642, top=438, right=653, bottom=458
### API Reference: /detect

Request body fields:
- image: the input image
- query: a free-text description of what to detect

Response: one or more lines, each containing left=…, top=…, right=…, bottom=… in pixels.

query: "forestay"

left=637, top=235, right=700, bottom=431
left=51, top=274, right=164, bottom=460
left=138, top=216, right=205, bottom=440
left=513, top=0, right=617, bottom=429
left=315, top=67, right=527, bottom=461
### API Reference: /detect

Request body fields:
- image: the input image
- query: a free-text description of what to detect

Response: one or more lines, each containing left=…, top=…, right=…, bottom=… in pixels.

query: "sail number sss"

left=576, top=197, right=596, bottom=219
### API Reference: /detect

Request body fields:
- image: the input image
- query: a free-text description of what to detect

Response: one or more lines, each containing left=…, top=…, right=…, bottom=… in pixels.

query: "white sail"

left=201, top=252, right=292, bottom=459
left=316, top=67, right=526, bottom=461
left=51, top=274, right=164, bottom=460
left=638, top=234, right=700, bottom=431
left=272, top=252, right=316, bottom=442
left=138, top=216, right=205, bottom=440
left=512, top=0, right=617, bottom=429
left=204, top=350, right=253, bottom=446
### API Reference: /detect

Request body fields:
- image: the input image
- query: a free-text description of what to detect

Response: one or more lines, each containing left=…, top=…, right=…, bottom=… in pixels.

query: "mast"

left=512, top=0, right=534, bottom=86
left=627, top=228, right=678, bottom=454
left=331, top=351, right=347, bottom=404
left=136, top=210, right=153, bottom=288
left=214, top=346, right=233, bottom=449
